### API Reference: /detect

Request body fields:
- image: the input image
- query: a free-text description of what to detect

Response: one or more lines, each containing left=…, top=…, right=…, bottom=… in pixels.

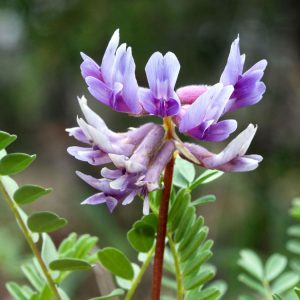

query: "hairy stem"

left=151, top=117, right=175, bottom=300
left=125, top=245, right=155, bottom=300
left=0, top=177, right=62, bottom=300
left=167, top=233, right=184, bottom=300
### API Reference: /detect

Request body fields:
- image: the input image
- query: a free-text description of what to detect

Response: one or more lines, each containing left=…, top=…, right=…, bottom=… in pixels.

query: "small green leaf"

left=173, top=157, right=195, bottom=188
left=141, top=213, right=158, bottom=230
left=21, top=262, right=44, bottom=291
left=287, top=225, right=300, bottom=237
left=89, top=289, right=125, bottom=300
left=238, top=249, right=264, bottom=280
left=14, top=185, right=52, bottom=205
left=189, top=169, right=223, bottom=190
left=191, top=195, right=216, bottom=207
left=294, top=287, right=300, bottom=299
left=272, top=294, right=283, bottom=300
left=0, top=131, right=17, bottom=150
left=182, top=250, right=212, bottom=276
left=28, top=211, right=67, bottom=233
left=41, top=233, right=58, bottom=267
left=287, top=240, right=300, bottom=255
left=265, top=254, right=287, bottom=281
left=115, top=263, right=140, bottom=290
left=127, top=222, right=155, bottom=252
left=272, top=271, right=299, bottom=294
left=179, top=217, right=204, bottom=252
left=238, top=274, right=265, bottom=294
left=184, top=269, right=215, bottom=290
left=50, top=258, right=92, bottom=271
left=238, top=295, right=257, bottom=300
left=0, top=153, right=36, bottom=175
left=6, top=282, right=28, bottom=300
left=58, top=233, right=77, bottom=254
left=192, top=287, right=221, bottom=300
left=97, top=247, right=134, bottom=280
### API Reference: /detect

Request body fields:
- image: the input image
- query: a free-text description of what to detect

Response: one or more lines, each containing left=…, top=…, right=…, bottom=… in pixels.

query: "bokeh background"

left=1, top=0, right=300, bottom=299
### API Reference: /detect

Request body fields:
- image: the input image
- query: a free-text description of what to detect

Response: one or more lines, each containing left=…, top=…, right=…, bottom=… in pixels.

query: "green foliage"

left=173, top=157, right=196, bottom=188
left=0, top=153, right=36, bottom=175
left=238, top=250, right=299, bottom=299
left=14, top=185, right=52, bottom=205
left=127, top=213, right=157, bottom=252
left=49, top=258, right=92, bottom=271
left=27, top=211, right=68, bottom=233
left=0, top=131, right=17, bottom=150
left=97, top=247, right=134, bottom=280
left=88, top=288, right=125, bottom=299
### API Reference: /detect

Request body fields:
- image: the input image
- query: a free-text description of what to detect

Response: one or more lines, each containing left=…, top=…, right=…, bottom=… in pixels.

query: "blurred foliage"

left=0, top=0, right=300, bottom=299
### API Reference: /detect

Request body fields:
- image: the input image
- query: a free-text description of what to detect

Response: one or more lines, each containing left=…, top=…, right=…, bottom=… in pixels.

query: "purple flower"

left=66, top=96, right=157, bottom=165
left=140, top=52, right=181, bottom=117
left=183, top=124, right=262, bottom=172
left=68, top=30, right=266, bottom=214
left=80, top=30, right=142, bottom=114
left=67, top=97, right=176, bottom=213
left=220, top=36, right=267, bottom=113
left=177, top=83, right=238, bottom=142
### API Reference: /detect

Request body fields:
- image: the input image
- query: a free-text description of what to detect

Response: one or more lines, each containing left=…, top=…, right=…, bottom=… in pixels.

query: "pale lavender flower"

left=80, top=30, right=142, bottom=114
left=220, top=36, right=267, bottom=113
left=68, top=31, right=266, bottom=214
left=183, top=124, right=262, bottom=172
left=67, top=96, right=157, bottom=165
left=67, top=97, right=176, bottom=213
left=140, top=52, right=181, bottom=117
left=177, top=83, right=238, bottom=142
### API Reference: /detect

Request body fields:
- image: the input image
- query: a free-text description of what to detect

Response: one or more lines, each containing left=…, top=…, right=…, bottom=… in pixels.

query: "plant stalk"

left=125, top=245, right=155, bottom=300
left=151, top=117, right=175, bottom=300
left=0, top=177, right=62, bottom=300
left=167, top=233, right=184, bottom=300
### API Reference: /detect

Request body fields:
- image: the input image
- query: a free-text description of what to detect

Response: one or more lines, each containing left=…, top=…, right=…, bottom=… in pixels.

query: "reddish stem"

left=151, top=155, right=175, bottom=300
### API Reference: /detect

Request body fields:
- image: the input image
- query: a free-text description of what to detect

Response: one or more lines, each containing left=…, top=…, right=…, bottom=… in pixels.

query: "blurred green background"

left=1, top=0, right=300, bottom=299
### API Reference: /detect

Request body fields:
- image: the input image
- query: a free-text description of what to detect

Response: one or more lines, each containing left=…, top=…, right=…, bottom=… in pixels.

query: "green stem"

left=167, top=233, right=184, bottom=300
left=125, top=245, right=155, bottom=300
left=262, top=279, right=273, bottom=300
left=0, top=176, right=62, bottom=300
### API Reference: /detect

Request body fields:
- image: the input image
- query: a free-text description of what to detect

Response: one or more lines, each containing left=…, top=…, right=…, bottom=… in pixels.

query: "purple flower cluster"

left=67, top=30, right=266, bottom=213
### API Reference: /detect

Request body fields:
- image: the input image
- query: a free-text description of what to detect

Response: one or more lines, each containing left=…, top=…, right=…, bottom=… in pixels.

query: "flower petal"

left=202, top=119, right=238, bottom=142
left=220, top=35, right=244, bottom=85
left=85, top=76, right=111, bottom=106
left=101, top=29, right=120, bottom=84
left=80, top=52, right=102, bottom=80
left=81, top=193, right=107, bottom=205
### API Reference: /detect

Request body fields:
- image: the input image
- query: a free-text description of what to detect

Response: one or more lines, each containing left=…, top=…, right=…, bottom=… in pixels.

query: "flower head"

left=68, top=30, right=266, bottom=214
left=183, top=124, right=262, bottom=172
left=220, top=36, right=267, bottom=113
left=177, top=83, right=237, bottom=142
left=140, top=52, right=181, bottom=117
left=80, top=30, right=142, bottom=114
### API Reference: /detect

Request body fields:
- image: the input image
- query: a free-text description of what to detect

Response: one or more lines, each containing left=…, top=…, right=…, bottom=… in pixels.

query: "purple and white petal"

left=85, top=77, right=111, bottom=106
left=81, top=193, right=107, bottom=205
left=101, top=29, right=120, bottom=84
left=202, top=119, right=238, bottom=142
left=145, top=140, right=175, bottom=191
left=66, top=127, right=89, bottom=143
left=67, top=146, right=110, bottom=165
left=220, top=36, right=244, bottom=85
left=80, top=53, right=102, bottom=80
